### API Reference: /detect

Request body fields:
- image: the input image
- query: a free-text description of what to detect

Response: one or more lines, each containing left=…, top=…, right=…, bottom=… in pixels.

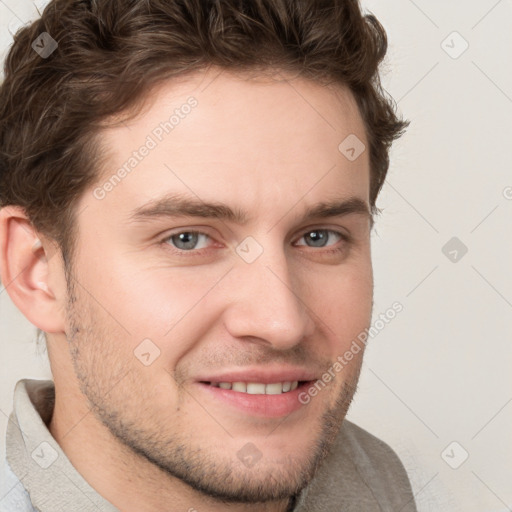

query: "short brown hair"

left=0, top=0, right=407, bottom=269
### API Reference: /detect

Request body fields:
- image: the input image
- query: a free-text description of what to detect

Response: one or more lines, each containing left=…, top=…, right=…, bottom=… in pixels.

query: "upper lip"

left=196, top=366, right=319, bottom=384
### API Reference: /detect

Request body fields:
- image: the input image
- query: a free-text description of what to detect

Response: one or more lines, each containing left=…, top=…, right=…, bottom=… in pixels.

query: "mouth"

left=196, top=380, right=315, bottom=417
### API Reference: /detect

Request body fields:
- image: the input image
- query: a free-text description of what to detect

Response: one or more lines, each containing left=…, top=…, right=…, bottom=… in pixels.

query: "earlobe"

left=0, top=206, right=66, bottom=333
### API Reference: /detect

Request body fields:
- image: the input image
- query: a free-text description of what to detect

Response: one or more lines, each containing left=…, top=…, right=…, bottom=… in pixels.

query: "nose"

left=222, top=244, right=316, bottom=351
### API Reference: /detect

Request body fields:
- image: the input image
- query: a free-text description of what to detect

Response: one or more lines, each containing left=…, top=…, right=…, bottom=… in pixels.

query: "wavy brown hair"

left=0, top=0, right=407, bottom=271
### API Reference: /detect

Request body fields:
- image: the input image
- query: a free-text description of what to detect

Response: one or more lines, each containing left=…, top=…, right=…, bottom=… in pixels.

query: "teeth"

left=246, top=383, right=266, bottom=394
left=232, top=382, right=246, bottom=392
left=265, top=382, right=284, bottom=395
left=211, top=381, right=300, bottom=395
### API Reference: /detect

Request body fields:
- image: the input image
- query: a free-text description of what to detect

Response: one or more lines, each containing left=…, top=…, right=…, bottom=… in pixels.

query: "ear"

left=0, top=206, right=66, bottom=333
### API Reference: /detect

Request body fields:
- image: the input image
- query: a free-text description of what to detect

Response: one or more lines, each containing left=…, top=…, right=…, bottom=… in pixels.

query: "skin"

left=0, top=67, right=373, bottom=512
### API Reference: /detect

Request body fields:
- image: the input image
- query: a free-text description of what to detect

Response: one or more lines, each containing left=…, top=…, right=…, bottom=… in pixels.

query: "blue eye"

left=164, top=231, right=212, bottom=251
left=296, top=229, right=346, bottom=248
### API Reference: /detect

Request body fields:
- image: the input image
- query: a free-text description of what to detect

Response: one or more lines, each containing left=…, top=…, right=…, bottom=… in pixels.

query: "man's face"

left=61, top=68, right=373, bottom=502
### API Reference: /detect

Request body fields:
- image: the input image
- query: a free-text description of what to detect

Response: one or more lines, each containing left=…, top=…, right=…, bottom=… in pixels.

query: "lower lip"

left=195, top=382, right=312, bottom=418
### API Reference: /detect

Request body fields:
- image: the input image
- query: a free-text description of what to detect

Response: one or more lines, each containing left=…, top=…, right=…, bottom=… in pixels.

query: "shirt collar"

left=6, top=379, right=119, bottom=512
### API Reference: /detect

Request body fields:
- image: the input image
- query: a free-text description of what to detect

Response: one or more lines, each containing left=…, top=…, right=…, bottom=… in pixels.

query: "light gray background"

left=1, top=1, right=511, bottom=511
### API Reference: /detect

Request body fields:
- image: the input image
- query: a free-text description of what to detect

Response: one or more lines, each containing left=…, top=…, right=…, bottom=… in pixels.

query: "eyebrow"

left=127, top=192, right=373, bottom=227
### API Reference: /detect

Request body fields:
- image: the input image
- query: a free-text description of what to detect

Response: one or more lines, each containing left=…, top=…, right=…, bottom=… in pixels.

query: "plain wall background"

left=1, top=1, right=511, bottom=511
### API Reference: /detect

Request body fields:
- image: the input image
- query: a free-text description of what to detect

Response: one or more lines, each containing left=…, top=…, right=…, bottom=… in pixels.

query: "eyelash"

left=158, top=228, right=352, bottom=257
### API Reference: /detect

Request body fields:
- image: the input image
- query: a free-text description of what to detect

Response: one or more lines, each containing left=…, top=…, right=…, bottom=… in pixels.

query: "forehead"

left=83, top=67, right=370, bottom=224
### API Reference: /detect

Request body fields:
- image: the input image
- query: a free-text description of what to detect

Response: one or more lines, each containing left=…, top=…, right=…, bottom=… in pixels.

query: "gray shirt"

left=1, top=379, right=418, bottom=511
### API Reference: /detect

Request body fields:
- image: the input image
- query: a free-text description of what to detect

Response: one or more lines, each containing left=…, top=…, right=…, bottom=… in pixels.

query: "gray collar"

left=6, top=379, right=119, bottom=512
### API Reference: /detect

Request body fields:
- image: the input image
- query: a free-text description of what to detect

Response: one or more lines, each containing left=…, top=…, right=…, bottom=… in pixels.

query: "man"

left=0, top=0, right=416, bottom=510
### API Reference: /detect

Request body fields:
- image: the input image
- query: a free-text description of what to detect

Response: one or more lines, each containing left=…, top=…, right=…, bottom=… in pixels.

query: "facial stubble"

left=63, top=270, right=363, bottom=505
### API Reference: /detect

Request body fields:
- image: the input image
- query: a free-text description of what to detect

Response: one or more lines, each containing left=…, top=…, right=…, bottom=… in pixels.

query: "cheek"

left=82, top=257, right=225, bottom=362
left=311, top=261, right=373, bottom=337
